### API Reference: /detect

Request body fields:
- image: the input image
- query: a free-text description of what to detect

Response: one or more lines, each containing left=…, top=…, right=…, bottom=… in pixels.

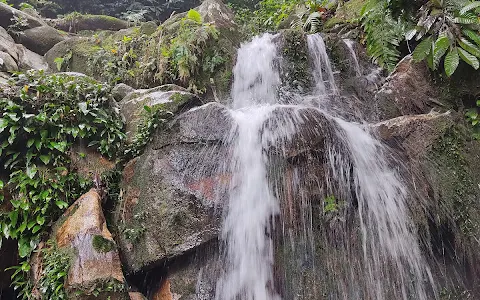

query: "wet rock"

left=16, top=25, right=67, bottom=55
left=374, top=55, right=443, bottom=120
left=376, top=111, right=455, bottom=159
left=55, top=189, right=128, bottom=299
left=54, top=15, right=129, bottom=33
left=0, top=51, right=18, bottom=71
left=114, top=103, right=232, bottom=273
left=119, top=85, right=202, bottom=142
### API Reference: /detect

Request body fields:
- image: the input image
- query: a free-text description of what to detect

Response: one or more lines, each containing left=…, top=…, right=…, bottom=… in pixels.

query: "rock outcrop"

left=119, top=85, right=201, bottom=141
left=55, top=189, right=129, bottom=299
left=115, top=103, right=232, bottom=273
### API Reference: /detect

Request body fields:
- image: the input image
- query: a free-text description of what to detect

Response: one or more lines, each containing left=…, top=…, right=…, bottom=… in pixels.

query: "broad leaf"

left=463, top=29, right=480, bottom=47
left=459, top=48, right=480, bottom=69
left=444, top=48, right=460, bottom=76
left=413, top=37, right=433, bottom=62
left=433, top=34, right=450, bottom=68
left=459, top=38, right=480, bottom=57
left=460, top=1, right=480, bottom=14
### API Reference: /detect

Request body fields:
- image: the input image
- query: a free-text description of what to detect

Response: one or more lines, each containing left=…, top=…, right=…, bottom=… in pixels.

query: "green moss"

left=428, top=126, right=480, bottom=237
left=281, top=28, right=312, bottom=92
left=92, top=235, right=116, bottom=253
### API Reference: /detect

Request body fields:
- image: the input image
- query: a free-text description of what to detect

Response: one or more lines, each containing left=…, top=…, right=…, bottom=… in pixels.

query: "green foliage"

left=54, top=50, right=72, bottom=72
left=324, top=195, right=341, bottom=213
left=228, top=0, right=303, bottom=35
left=465, top=99, right=480, bottom=139
left=361, top=0, right=406, bottom=71
left=9, top=240, right=71, bottom=299
left=440, top=286, right=472, bottom=299
left=88, top=10, right=227, bottom=93
left=0, top=70, right=126, bottom=298
left=409, top=0, right=480, bottom=76
left=123, top=105, right=173, bottom=159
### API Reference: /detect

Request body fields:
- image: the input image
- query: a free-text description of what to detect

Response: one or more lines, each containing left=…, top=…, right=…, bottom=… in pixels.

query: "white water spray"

left=343, top=39, right=362, bottom=76
left=216, top=33, right=282, bottom=300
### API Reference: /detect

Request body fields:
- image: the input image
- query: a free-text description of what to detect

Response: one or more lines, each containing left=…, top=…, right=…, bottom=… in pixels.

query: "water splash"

left=343, top=39, right=362, bottom=76
left=215, top=33, right=282, bottom=300
left=307, top=34, right=338, bottom=95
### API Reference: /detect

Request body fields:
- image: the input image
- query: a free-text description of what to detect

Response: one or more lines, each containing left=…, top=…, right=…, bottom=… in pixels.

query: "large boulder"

left=0, top=26, right=48, bottom=70
left=0, top=50, right=18, bottom=71
left=374, top=55, right=444, bottom=120
left=55, top=189, right=129, bottom=299
left=0, top=2, right=46, bottom=29
left=15, top=25, right=67, bottom=55
left=53, top=14, right=129, bottom=33
left=119, top=85, right=201, bottom=142
left=114, top=103, right=232, bottom=273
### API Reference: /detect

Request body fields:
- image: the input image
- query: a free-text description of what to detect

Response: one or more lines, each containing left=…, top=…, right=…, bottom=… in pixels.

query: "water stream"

left=213, top=33, right=435, bottom=300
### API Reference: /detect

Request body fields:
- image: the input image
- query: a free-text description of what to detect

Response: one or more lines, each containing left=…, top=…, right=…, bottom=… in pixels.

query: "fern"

left=303, top=11, right=323, bottom=33
left=361, top=0, right=406, bottom=72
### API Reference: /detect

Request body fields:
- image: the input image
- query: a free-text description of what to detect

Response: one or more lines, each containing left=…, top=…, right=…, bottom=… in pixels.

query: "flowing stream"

left=214, top=33, right=435, bottom=300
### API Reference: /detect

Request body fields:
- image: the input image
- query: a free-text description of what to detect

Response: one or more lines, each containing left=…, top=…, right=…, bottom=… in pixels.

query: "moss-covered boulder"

left=114, top=103, right=232, bottom=273
left=16, top=25, right=67, bottom=55
left=0, top=2, right=46, bottom=29
left=54, top=14, right=129, bottom=33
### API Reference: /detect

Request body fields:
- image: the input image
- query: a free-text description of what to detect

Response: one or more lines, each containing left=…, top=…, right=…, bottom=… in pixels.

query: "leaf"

left=39, top=155, right=50, bottom=165
left=413, top=37, right=433, bottom=62
left=458, top=38, right=480, bottom=58
left=36, top=215, right=45, bottom=225
left=18, top=238, right=32, bottom=258
left=460, top=1, right=480, bottom=14
left=444, top=48, right=460, bottom=77
left=459, top=48, right=480, bottom=69
left=9, top=211, right=18, bottom=227
left=186, top=9, right=202, bottom=23
left=54, top=57, right=64, bottom=71
left=0, top=118, right=7, bottom=133
left=78, top=102, right=89, bottom=115
left=433, top=34, right=450, bottom=68
left=55, top=200, right=69, bottom=209
left=0, top=180, right=3, bottom=189
left=26, top=165, right=37, bottom=179
left=463, top=29, right=480, bottom=47
left=143, top=105, right=152, bottom=113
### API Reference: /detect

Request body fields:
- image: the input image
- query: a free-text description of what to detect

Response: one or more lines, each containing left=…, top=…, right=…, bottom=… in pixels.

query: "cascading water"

left=343, top=39, right=362, bottom=77
left=215, top=33, right=282, bottom=300
left=213, top=32, right=435, bottom=300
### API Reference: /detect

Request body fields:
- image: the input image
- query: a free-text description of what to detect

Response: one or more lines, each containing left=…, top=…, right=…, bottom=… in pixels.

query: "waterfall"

left=307, top=34, right=338, bottom=95
left=213, top=32, right=435, bottom=300
left=215, top=33, right=282, bottom=300
left=343, top=39, right=362, bottom=76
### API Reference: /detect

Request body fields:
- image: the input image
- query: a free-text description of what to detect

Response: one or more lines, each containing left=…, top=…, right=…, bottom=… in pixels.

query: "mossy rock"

left=55, top=14, right=129, bottom=33
left=15, top=25, right=67, bottom=55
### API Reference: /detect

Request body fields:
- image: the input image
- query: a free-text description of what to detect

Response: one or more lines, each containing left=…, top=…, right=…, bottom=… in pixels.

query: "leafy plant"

left=361, top=0, right=407, bottom=71
left=53, top=50, right=72, bottom=72
left=0, top=70, right=126, bottom=298
left=410, top=0, right=480, bottom=76
left=465, top=98, right=480, bottom=139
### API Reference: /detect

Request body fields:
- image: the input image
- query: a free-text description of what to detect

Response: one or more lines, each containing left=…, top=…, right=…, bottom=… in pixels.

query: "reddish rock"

left=55, top=189, right=128, bottom=299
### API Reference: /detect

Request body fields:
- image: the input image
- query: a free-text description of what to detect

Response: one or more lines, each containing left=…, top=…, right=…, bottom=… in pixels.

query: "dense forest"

left=0, top=0, right=480, bottom=299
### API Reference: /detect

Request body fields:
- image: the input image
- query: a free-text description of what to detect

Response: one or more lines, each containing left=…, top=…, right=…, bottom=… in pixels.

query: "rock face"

left=54, top=15, right=129, bottom=33
left=115, top=103, right=232, bottom=273
left=374, top=55, right=443, bottom=120
left=0, top=2, right=46, bottom=29
left=55, top=189, right=129, bottom=299
left=119, top=85, right=202, bottom=141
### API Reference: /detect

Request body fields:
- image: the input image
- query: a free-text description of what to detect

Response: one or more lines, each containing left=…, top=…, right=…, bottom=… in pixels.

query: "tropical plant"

left=361, top=0, right=407, bottom=71
left=0, top=70, right=125, bottom=298
left=466, top=98, right=480, bottom=139
left=409, top=0, right=480, bottom=76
